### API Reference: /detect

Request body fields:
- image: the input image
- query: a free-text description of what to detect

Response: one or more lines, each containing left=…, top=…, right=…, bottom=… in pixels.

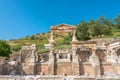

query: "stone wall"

left=82, top=64, right=94, bottom=76
left=35, top=63, right=49, bottom=75
left=48, top=64, right=54, bottom=75
left=102, top=64, right=114, bottom=75
left=114, top=65, right=120, bottom=75
left=72, top=63, right=79, bottom=75
left=57, top=62, right=73, bottom=75
left=40, top=64, right=49, bottom=75
left=23, top=62, right=95, bottom=76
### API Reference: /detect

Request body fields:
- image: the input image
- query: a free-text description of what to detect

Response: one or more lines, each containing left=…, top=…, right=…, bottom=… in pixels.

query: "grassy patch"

left=38, top=48, right=49, bottom=53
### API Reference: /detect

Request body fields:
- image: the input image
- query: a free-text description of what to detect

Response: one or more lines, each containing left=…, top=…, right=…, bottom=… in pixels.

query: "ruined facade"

left=43, top=24, right=120, bottom=76
left=0, top=24, right=120, bottom=78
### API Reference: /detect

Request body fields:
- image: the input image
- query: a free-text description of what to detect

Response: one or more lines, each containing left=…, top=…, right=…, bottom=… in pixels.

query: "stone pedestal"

left=18, top=50, right=22, bottom=62
left=91, top=55, right=99, bottom=66
left=29, top=51, right=36, bottom=65
left=106, top=52, right=111, bottom=62
left=108, top=57, right=118, bottom=63
left=118, top=58, right=120, bottom=63
left=72, top=30, right=78, bottom=42
left=29, top=57, right=35, bottom=65
left=29, top=51, right=36, bottom=75
left=49, top=55, right=54, bottom=64
left=109, top=49, right=118, bottom=63
left=72, top=55, right=79, bottom=64
left=107, top=53, right=118, bottom=63
left=106, top=56, right=111, bottom=62
left=29, top=65, right=35, bottom=75
left=91, top=55, right=100, bottom=76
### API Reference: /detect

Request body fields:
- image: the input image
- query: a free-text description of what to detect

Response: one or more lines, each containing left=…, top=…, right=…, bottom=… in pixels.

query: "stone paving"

left=0, top=75, right=120, bottom=80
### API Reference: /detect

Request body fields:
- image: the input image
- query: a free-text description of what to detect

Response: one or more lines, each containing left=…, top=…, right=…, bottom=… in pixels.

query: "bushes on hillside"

left=0, top=40, right=11, bottom=57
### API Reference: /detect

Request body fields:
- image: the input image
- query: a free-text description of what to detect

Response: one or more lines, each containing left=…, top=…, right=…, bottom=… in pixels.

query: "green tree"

left=115, top=15, right=120, bottom=29
left=98, top=16, right=113, bottom=37
left=0, top=40, right=11, bottom=57
left=76, top=21, right=90, bottom=41
left=90, top=22, right=102, bottom=37
left=63, top=33, right=72, bottom=44
left=89, top=17, right=113, bottom=38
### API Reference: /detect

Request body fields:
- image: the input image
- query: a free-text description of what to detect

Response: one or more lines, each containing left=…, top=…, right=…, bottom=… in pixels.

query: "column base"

left=49, top=55, right=54, bottom=64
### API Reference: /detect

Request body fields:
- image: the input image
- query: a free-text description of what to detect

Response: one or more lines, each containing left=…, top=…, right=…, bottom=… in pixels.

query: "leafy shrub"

left=0, top=40, right=11, bottom=57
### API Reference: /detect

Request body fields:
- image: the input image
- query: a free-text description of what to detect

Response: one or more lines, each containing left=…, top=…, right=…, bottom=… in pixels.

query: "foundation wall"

left=102, top=64, right=113, bottom=74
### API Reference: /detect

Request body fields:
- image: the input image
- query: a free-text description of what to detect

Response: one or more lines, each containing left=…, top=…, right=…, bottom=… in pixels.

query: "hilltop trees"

left=76, top=17, right=114, bottom=41
left=0, top=40, right=11, bottom=57
left=89, top=17, right=113, bottom=38
left=115, top=15, right=120, bottom=29
left=76, top=21, right=90, bottom=41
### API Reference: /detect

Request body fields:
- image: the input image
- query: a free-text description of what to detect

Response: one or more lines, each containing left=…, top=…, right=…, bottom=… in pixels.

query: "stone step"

left=63, top=77, right=73, bottom=80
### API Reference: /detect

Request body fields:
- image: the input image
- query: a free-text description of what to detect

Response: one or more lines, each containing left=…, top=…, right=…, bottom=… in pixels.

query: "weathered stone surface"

left=0, top=75, right=120, bottom=80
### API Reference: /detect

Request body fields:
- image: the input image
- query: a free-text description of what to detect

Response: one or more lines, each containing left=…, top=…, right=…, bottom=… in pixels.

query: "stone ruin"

left=0, top=24, right=120, bottom=80
left=43, top=24, right=120, bottom=77
left=0, top=44, right=38, bottom=75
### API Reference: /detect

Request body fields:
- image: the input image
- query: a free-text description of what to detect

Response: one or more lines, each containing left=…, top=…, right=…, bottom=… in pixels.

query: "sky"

left=0, top=0, right=120, bottom=40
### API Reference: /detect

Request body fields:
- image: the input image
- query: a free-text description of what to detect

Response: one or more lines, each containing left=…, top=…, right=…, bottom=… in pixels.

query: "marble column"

left=50, top=49, right=53, bottom=55
left=29, top=50, right=36, bottom=75
left=72, top=30, right=77, bottom=42
left=72, top=48, right=79, bottom=64
left=92, top=48, right=96, bottom=56
left=110, top=48, right=118, bottom=63
left=72, top=48, right=76, bottom=56
left=49, top=47, right=54, bottom=64
left=29, top=50, right=36, bottom=65
left=18, top=50, right=22, bottom=62
left=49, top=31, right=54, bottom=43
left=91, top=48, right=100, bottom=76
left=106, top=46, right=110, bottom=62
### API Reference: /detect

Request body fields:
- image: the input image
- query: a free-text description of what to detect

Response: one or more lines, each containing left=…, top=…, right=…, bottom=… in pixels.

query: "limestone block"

left=72, top=55, right=79, bottom=64
left=49, top=55, right=54, bottom=64
left=91, top=55, right=99, bottom=67
left=118, top=58, right=120, bottom=63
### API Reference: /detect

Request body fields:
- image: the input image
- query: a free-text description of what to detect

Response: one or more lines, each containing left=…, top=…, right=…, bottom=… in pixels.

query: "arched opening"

left=77, top=48, right=91, bottom=75
left=96, top=49, right=106, bottom=75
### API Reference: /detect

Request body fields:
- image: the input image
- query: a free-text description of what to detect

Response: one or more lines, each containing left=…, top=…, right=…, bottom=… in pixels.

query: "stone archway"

left=44, top=24, right=78, bottom=75
left=78, top=50, right=90, bottom=62
left=44, top=24, right=77, bottom=56
left=96, top=49, right=106, bottom=62
left=96, top=49, right=106, bottom=75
